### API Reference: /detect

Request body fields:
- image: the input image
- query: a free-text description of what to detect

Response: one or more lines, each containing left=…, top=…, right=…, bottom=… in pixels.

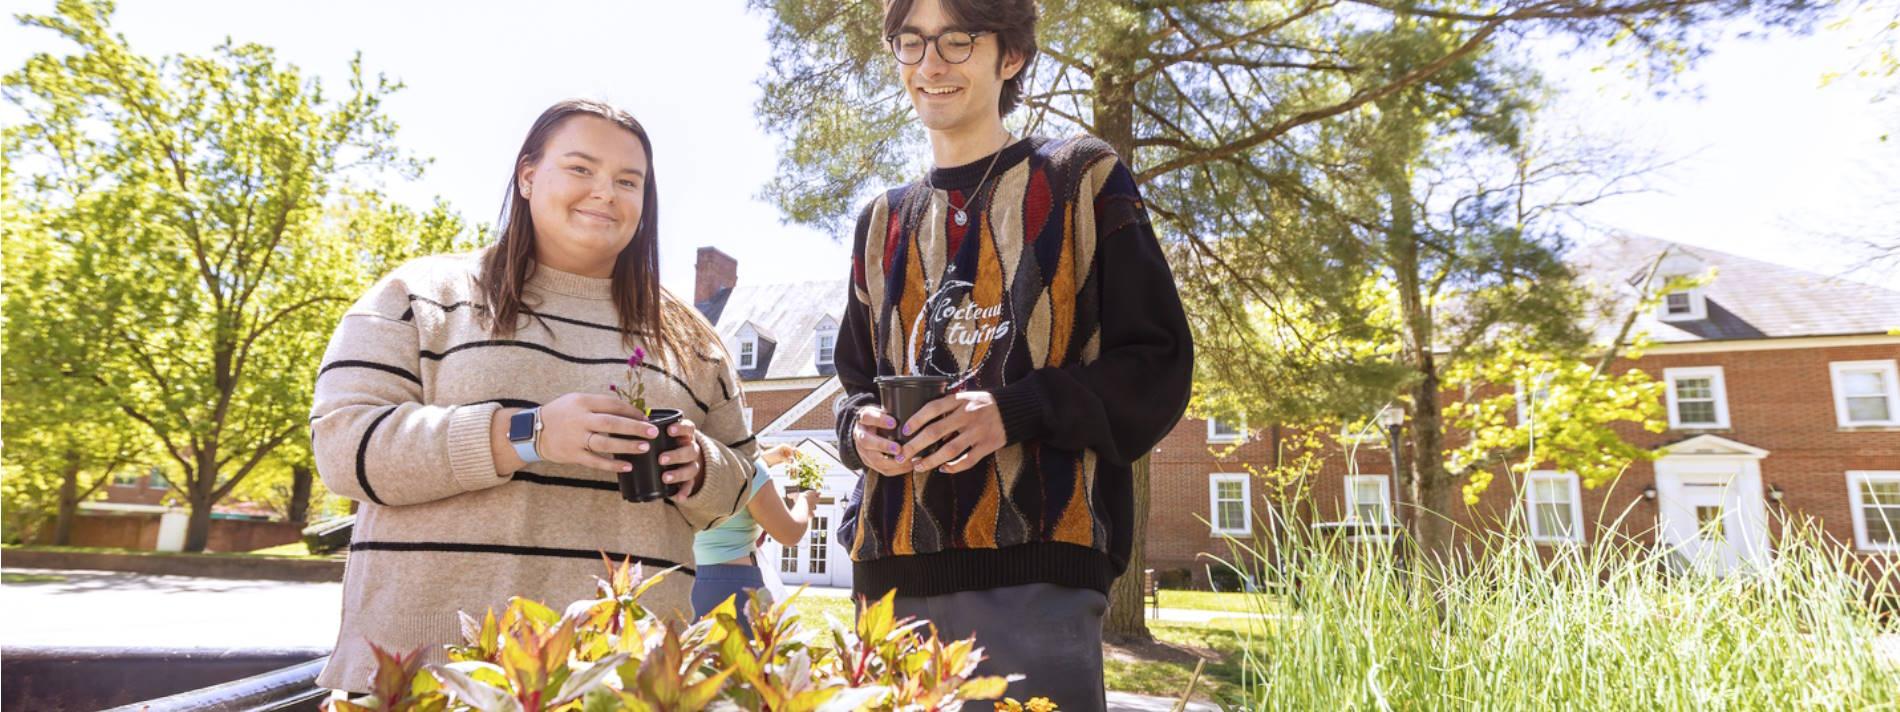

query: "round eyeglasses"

left=886, top=30, right=993, bottom=65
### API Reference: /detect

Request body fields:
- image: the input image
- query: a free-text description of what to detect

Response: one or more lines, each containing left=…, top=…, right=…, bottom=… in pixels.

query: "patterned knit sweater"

left=309, top=252, right=757, bottom=692
left=833, top=136, right=1194, bottom=599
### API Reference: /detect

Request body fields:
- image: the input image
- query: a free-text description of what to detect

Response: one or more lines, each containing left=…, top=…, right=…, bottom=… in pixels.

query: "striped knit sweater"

left=309, top=252, right=757, bottom=692
left=833, top=136, right=1194, bottom=599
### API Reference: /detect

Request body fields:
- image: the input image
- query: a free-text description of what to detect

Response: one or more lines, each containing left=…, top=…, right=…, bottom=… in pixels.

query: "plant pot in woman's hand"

left=611, top=408, right=683, bottom=503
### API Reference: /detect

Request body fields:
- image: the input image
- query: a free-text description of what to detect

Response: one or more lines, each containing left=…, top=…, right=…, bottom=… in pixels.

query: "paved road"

left=2, top=568, right=342, bottom=649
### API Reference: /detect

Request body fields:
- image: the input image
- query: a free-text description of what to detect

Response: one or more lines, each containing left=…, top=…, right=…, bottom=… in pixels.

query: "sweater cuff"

left=835, top=392, right=879, bottom=471
left=447, top=402, right=505, bottom=492
left=991, top=377, right=1046, bottom=446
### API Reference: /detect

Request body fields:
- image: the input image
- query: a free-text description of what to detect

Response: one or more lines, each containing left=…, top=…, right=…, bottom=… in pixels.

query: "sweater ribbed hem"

left=851, top=543, right=1114, bottom=599
left=447, top=402, right=504, bottom=491
left=991, top=377, right=1046, bottom=447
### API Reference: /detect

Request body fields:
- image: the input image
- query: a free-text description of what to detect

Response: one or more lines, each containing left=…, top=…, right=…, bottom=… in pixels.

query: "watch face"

left=508, top=409, right=536, bottom=442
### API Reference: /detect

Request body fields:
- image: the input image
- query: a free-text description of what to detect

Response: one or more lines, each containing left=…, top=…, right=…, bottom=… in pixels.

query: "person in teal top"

left=691, top=444, right=819, bottom=633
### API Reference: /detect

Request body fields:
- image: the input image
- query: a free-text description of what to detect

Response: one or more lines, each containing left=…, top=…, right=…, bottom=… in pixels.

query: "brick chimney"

left=695, top=247, right=738, bottom=305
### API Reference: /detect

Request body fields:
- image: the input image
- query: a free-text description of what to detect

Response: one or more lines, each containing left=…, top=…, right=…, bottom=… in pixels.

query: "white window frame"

left=1208, top=473, right=1252, bottom=537
left=1207, top=417, right=1245, bottom=444
left=1846, top=470, right=1900, bottom=552
left=1516, top=373, right=1554, bottom=425
left=147, top=468, right=169, bottom=490
left=1663, top=366, right=1731, bottom=429
left=111, top=470, right=140, bottom=488
left=1344, top=474, right=1393, bottom=526
left=1657, top=289, right=1706, bottom=321
left=1524, top=470, right=1585, bottom=544
left=1829, top=360, right=1900, bottom=428
left=737, top=336, right=758, bottom=370
left=815, top=328, right=837, bottom=367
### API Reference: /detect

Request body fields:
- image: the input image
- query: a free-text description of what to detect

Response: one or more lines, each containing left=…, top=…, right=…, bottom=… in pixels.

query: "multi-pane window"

left=1830, top=361, right=1900, bottom=427
left=1664, top=367, right=1730, bottom=429
left=816, top=330, right=837, bottom=366
left=1209, top=474, right=1250, bottom=536
left=738, top=338, right=757, bottom=369
left=1849, top=471, right=1900, bottom=551
left=1658, top=290, right=1705, bottom=321
left=806, top=515, right=829, bottom=575
left=112, top=470, right=140, bottom=487
left=1345, top=475, right=1392, bottom=525
left=1207, top=418, right=1244, bottom=443
left=148, top=468, right=170, bottom=490
left=1526, top=471, right=1582, bottom=543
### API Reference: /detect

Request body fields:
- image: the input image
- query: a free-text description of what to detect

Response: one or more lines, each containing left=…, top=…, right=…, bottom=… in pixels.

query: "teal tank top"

left=693, top=460, right=774, bottom=565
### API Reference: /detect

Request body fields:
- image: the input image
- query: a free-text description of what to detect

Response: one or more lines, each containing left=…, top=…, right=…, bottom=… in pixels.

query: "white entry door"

left=772, top=500, right=847, bottom=588
left=1665, top=480, right=1746, bottom=575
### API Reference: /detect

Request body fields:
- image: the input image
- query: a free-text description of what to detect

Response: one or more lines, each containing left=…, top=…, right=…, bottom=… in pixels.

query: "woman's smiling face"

left=518, top=114, right=649, bottom=272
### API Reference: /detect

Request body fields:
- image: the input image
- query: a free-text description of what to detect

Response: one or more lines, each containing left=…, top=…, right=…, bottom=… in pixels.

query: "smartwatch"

left=508, top=408, right=543, bottom=464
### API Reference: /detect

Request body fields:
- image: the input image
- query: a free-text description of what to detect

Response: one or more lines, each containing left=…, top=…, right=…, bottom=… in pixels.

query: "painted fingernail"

left=636, top=443, right=649, bottom=453
left=895, top=455, right=907, bottom=463
left=903, top=424, right=912, bottom=436
left=620, top=464, right=632, bottom=472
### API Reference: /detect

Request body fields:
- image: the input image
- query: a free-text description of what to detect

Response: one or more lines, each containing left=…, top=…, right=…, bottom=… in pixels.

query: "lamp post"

left=1379, top=406, right=1406, bottom=533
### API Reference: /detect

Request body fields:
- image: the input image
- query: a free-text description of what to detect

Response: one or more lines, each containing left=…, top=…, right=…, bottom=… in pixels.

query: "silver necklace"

left=933, top=135, right=1011, bottom=227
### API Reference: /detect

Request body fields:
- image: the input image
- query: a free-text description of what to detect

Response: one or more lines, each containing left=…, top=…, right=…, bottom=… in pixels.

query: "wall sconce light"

left=1766, top=484, right=1784, bottom=504
left=1642, top=485, right=1658, bottom=501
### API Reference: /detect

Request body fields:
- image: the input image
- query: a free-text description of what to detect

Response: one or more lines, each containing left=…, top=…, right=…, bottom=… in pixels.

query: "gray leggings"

left=891, top=583, right=1109, bottom=712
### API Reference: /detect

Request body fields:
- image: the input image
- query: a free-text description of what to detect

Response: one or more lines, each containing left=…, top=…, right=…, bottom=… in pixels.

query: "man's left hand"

left=900, top=391, right=1006, bottom=474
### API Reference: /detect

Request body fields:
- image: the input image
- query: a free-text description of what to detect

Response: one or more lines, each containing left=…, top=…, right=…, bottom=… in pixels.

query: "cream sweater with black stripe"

left=309, top=252, right=756, bottom=692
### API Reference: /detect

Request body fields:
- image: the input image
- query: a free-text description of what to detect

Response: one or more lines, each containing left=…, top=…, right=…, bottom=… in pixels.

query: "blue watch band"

left=510, top=408, right=542, bottom=464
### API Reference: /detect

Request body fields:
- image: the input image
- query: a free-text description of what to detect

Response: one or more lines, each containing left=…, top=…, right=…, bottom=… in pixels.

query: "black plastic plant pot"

left=612, top=408, right=684, bottom=503
left=875, top=375, right=949, bottom=456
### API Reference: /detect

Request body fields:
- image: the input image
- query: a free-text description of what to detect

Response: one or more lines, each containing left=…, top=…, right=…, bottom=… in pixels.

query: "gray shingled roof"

left=1571, top=234, right=1900, bottom=344
left=708, top=279, right=850, bottom=380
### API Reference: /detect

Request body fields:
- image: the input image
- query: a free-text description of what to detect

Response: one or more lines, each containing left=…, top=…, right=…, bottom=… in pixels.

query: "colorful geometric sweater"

left=832, top=136, right=1194, bottom=599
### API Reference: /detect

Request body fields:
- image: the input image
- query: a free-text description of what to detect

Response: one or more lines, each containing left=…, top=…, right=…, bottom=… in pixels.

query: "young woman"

left=308, top=99, right=758, bottom=693
left=691, top=444, right=822, bottom=632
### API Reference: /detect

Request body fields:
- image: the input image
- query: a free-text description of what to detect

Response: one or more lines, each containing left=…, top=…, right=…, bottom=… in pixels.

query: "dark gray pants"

left=892, top=583, right=1108, bottom=712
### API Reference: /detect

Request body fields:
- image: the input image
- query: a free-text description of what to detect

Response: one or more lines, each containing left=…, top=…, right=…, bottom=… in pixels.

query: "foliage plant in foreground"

left=329, top=557, right=1025, bottom=711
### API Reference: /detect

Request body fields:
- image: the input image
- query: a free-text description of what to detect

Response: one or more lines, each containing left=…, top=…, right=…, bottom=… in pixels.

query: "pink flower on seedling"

left=612, top=350, right=652, bottom=417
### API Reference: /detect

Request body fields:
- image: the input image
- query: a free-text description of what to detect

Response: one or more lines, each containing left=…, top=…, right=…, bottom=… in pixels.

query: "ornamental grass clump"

left=1207, top=505, right=1900, bottom=711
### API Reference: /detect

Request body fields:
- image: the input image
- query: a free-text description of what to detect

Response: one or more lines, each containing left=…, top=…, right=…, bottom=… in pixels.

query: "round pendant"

left=953, top=209, right=968, bottom=227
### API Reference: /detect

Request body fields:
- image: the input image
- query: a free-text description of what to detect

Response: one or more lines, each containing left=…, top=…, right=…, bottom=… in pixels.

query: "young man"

left=831, top=1, right=1194, bottom=708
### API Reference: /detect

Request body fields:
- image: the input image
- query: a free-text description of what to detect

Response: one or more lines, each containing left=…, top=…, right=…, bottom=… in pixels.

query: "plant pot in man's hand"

left=876, top=374, right=950, bottom=460
left=611, top=408, right=683, bottom=503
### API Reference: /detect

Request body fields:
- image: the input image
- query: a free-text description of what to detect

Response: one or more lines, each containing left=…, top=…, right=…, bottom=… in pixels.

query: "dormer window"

left=816, top=329, right=836, bottom=367
left=738, top=337, right=758, bottom=369
left=1658, top=289, right=1706, bottom=321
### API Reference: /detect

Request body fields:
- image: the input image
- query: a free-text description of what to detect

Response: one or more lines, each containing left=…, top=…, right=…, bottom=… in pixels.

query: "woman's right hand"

left=852, top=406, right=910, bottom=477
left=532, top=393, right=659, bottom=472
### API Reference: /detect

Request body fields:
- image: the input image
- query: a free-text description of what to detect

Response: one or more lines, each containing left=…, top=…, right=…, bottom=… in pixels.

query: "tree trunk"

left=1093, top=27, right=1155, bottom=644
left=184, top=450, right=217, bottom=552
left=53, top=452, right=82, bottom=546
left=1104, top=455, right=1155, bottom=643
left=288, top=464, right=313, bottom=523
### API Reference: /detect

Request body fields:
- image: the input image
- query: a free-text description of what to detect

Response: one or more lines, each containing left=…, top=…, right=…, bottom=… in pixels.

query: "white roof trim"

left=758, top=376, right=844, bottom=436
left=1656, top=434, right=1770, bottom=459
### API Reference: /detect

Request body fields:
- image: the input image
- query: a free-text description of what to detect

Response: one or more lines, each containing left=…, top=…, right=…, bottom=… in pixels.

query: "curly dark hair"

left=883, top=0, right=1039, bottom=116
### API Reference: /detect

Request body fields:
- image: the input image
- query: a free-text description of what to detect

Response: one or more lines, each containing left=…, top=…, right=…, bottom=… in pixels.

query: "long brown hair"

left=478, top=99, right=717, bottom=366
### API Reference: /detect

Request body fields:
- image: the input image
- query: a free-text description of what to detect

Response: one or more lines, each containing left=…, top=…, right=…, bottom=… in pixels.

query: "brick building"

left=699, top=234, right=1900, bottom=590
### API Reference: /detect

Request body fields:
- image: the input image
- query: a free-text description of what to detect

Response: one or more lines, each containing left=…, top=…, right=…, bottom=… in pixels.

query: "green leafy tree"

left=3, top=0, right=470, bottom=551
left=751, top=0, right=1820, bottom=639
left=1, top=149, right=151, bottom=545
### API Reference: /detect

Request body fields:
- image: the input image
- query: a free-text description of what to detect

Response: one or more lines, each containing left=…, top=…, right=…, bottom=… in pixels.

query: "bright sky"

left=4, top=1, right=1895, bottom=292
